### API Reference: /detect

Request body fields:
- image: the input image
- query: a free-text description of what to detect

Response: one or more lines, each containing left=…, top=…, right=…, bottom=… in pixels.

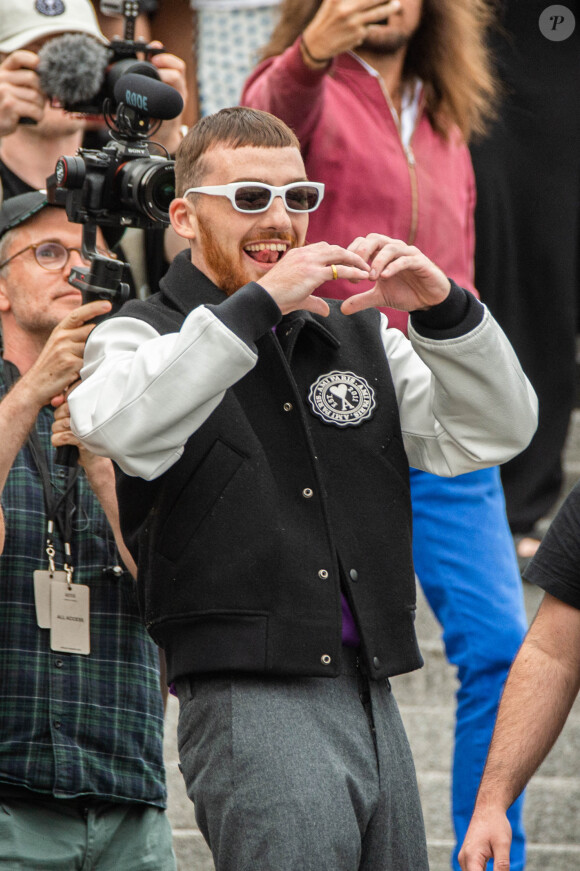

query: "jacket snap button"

left=321, top=654, right=332, bottom=665
left=349, top=569, right=358, bottom=582
left=302, top=488, right=313, bottom=499
left=283, top=402, right=293, bottom=412
left=318, top=569, right=329, bottom=579
left=373, top=656, right=381, bottom=669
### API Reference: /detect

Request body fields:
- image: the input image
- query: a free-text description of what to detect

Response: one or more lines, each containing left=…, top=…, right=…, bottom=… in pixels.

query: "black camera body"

left=50, top=1, right=184, bottom=468
left=46, top=82, right=181, bottom=313
left=45, top=2, right=184, bottom=311
left=53, top=136, right=176, bottom=231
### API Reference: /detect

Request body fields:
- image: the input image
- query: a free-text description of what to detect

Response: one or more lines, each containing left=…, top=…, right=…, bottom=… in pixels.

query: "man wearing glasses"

left=68, top=106, right=537, bottom=871
left=0, top=192, right=176, bottom=870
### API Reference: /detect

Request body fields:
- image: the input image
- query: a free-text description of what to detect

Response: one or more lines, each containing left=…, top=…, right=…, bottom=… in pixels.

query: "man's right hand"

left=21, top=300, right=112, bottom=410
left=458, top=805, right=513, bottom=871
left=302, top=0, right=400, bottom=63
left=0, top=50, right=46, bottom=136
left=257, top=241, right=369, bottom=316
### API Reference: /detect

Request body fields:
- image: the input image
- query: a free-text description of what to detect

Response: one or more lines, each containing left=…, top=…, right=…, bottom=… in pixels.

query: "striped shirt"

left=0, top=360, right=167, bottom=807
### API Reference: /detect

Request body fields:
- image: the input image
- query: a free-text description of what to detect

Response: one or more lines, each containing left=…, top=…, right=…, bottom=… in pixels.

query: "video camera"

left=45, top=0, right=183, bottom=313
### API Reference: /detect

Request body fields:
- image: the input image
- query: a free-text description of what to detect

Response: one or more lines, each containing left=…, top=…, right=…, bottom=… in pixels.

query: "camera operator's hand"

left=301, top=0, right=400, bottom=68
left=52, top=396, right=92, bottom=458
left=52, top=396, right=114, bottom=477
left=0, top=50, right=46, bottom=136
left=148, top=40, right=188, bottom=154
left=19, top=300, right=112, bottom=412
left=52, top=398, right=138, bottom=579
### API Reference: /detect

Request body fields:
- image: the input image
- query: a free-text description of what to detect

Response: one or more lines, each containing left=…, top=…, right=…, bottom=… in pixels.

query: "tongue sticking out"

left=247, top=248, right=281, bottom=264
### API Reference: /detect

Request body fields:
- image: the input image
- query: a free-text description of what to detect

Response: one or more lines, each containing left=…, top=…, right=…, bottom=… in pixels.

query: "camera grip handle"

left=55, top=444, right=79, bottom=467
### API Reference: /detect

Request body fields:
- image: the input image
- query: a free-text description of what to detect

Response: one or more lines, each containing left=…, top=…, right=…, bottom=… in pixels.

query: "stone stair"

left=163, top=410, right=580, bottom=870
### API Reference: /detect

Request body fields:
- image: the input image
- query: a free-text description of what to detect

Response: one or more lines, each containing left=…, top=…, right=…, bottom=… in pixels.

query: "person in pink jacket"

left=242, top=2, right=528, bottom=868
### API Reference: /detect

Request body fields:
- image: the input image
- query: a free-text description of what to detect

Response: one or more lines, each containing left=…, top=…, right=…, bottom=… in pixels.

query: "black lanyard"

left=3, top=360, right=79, bottom=570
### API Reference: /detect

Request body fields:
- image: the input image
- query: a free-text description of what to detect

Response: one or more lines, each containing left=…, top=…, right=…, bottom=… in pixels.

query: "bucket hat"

left=0, top=0, right=107, bottom=53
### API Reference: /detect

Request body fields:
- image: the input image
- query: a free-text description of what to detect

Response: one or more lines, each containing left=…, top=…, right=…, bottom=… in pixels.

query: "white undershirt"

left=348, top=52, right=422, bottom=147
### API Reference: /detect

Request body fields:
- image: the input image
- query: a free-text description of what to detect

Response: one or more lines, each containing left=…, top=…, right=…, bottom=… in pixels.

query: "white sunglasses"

left=183, top=181, right=325, bottom=213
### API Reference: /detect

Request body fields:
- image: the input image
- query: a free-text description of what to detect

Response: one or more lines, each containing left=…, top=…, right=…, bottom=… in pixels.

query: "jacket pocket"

left=379, top=435, right=411, bottom=490
left=157, top=438, right=247, bottom=560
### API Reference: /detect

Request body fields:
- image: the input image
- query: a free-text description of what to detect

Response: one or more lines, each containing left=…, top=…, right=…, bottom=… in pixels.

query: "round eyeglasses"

left=183, top=181, right=325, bottom=214
left=0, top=241, right=115, bottom=272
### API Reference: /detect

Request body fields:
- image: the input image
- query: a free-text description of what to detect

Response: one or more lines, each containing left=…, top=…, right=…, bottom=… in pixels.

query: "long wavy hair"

left=260, top=0, right=500, bottom=142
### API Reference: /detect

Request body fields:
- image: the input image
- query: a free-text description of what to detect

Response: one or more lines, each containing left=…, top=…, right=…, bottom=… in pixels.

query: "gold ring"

left=331, top=264, right=338, bottom=280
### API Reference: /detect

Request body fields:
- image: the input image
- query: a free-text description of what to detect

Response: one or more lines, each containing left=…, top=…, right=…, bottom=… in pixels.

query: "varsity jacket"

left=69, top=252, right=537, bottom=682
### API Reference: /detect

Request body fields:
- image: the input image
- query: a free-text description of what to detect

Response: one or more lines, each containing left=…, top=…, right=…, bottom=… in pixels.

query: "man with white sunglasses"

left=68, top=106, right=537, bottom=871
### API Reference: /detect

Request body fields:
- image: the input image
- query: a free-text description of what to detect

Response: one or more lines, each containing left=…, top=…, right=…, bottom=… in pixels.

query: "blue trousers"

left=410, top=466, right=527, bottom=870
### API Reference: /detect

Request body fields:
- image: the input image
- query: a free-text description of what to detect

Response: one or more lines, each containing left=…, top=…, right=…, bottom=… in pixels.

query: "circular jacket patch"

left=36, top=0, right=66, bottom=16
left=308, top=371, right=377, bottom=427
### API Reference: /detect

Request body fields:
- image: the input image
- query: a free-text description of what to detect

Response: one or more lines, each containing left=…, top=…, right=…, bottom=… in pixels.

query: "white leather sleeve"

left=382, top=308, right=538, bottom=476
left=70, top=300, right=537, bottom=483
left=69, top=306, right=258, bottom=480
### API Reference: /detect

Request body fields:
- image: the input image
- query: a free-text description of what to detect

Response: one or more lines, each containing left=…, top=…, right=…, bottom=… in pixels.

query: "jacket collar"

left=159, top=249, right=227, bottom=315
left=160, top=249, right=341, bottom=356
left=277, top=309, right=340, bottom=361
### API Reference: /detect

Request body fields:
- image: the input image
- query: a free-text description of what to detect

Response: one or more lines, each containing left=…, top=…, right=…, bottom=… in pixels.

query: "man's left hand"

left=341, top=234, right=451, bottom=315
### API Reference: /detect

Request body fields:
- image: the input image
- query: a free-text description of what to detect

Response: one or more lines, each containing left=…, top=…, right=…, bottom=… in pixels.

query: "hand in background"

left=21, top=300, right=111, bottom=411
left=148, top=40, right=188, bottom=154
left=0, top=50, right=46, bottom=136
left=302, top=0, right=400, bottom=64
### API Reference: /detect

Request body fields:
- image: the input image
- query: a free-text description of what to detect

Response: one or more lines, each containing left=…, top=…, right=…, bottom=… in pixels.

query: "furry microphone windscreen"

left=37, top=34, right=111, bottom=106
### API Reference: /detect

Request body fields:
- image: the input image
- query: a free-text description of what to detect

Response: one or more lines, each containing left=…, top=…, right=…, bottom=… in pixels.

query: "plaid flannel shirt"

left=0, top=360, right=167, bottom=806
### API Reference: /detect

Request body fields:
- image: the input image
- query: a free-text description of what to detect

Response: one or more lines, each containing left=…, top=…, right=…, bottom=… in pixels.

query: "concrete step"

left=399, top=702, right=580, bottom=780
left=525, top=844, right=580, bottom=871
left=173, top=830, right=214, bottom=871
left=417, top=769, right=580, bottom=844
left=524, top=775, right=580, bottom=844
left=391, top=644, right=457, bottom=707
left=426, top=839, right=580, bottom=871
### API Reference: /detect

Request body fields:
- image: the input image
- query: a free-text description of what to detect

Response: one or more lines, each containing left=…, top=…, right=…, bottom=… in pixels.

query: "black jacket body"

left=115, top=256, right=422, bottom=682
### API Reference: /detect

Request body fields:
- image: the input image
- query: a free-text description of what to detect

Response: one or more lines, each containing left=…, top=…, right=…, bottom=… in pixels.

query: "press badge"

left=50, top=583, right=90, bottom=655
left=33, top=569, right=68, bottom=629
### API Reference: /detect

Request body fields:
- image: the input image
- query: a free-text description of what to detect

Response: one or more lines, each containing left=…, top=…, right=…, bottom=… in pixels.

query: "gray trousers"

left=175, top=649, right=429, bottom=870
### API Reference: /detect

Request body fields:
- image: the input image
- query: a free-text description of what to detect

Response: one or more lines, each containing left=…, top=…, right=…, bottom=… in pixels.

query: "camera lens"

left=56, top=155, right=86, bottom=189
left=118, top=157, right=176, bottom=223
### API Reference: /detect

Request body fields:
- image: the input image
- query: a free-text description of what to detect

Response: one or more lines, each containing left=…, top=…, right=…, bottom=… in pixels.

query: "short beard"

left=198, top=219, right=254, bottom=296
left=198, top=219, right=297, bottom=296
left=359, top=31, right=411, bottom=55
